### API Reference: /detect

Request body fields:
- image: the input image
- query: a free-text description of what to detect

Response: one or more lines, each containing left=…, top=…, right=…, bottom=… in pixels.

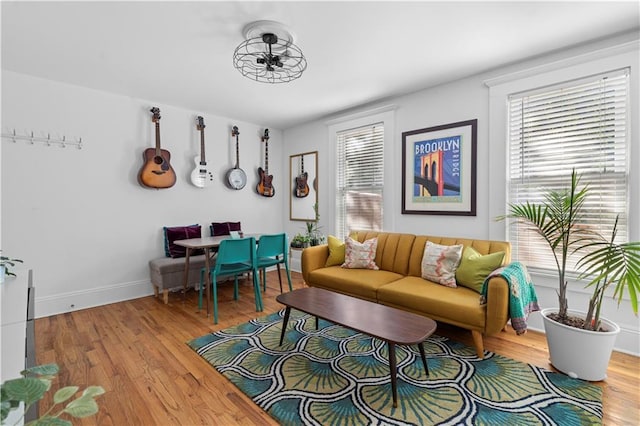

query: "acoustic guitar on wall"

left=294, top=154, right=310, bottom=198
left=256, top=129, right=275, bottom=197
left=138, top=107, right=176, bottom=189
left=190, top=116, right=214, bottom=188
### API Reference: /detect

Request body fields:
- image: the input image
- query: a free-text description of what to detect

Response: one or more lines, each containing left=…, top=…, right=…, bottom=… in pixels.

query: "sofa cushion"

left=307, top=267, right=403, bottom=301
left=164, top=225, right=203, bottom=258
left=325, top=235, right=346, bottom=267
left=149, top=254, right=208, bottom=290
left=420, top=241, right=463, bottom=287
left=210, top=221, right=242, bottom=236
left=377, top=276, right=486, bottom=328
left=456, top=246, right=505, bottom=293
left=342, top=237, right=379, bottom=270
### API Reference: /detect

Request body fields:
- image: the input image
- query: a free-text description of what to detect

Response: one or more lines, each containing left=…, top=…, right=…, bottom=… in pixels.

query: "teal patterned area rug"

left=188, top=310, right=602, bottom=425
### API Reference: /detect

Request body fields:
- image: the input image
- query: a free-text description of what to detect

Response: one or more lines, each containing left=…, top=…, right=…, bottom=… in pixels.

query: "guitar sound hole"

left=153, top=156, right=164, bottom=165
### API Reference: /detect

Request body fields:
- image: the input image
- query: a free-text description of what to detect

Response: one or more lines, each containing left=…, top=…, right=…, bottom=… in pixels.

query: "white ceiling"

left=2, top=1, right=639, bottom=129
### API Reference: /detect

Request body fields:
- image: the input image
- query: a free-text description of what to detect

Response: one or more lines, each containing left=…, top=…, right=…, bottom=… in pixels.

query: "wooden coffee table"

left=276, top=287, right=437, bottom=408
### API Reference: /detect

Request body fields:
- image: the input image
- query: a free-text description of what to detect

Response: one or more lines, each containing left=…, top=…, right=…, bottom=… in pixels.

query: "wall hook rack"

left=1, top=129, right=83, bottom=149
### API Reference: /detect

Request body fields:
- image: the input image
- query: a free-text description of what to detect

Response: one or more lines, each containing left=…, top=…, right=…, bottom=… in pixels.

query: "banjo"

left=226, top=125, right=246, bottom=190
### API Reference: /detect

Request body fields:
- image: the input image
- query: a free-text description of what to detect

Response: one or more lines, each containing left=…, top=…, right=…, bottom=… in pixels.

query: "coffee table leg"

left=388, top=342, right=398, bottom=408
left=418, top=342, right=429, bottom=376
left=279, top=307, right=291, bottom=346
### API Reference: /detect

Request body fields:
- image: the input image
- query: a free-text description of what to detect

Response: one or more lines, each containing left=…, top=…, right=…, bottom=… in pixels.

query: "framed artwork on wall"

left=401, top=119, right=477, bottom=216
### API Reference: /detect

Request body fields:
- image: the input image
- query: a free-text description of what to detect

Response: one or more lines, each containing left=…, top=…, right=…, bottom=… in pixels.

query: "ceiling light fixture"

left=233, top=20, right=307, bottom=84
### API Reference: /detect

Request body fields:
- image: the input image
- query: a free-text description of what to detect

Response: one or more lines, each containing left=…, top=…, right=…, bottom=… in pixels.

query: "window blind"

left=507, top=69, right=629, bottom=274
left=336, top=123, right=384, bottom=240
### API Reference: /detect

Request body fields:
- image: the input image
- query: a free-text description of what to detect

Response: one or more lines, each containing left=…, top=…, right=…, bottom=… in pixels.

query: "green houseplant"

left=1, top=363, right=104, bottom=425
left=499, top=169, right=640, bottom=380
left=0, top=254, right=23, bottom=283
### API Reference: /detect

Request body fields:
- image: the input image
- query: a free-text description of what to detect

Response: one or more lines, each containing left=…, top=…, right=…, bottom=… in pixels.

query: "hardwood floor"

left=35, top=271, right=639, bottom=425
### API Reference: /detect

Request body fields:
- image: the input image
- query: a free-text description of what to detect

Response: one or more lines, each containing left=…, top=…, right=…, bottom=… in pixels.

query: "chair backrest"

left=215, top=237, right=256, bottom=267
left=256, top=233, right=287, bottom=258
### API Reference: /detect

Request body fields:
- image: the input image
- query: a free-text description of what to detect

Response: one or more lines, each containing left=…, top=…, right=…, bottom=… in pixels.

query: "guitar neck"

left=235, top=135, right=240, bottom=168
left=265, top=141, right=269, bottom=173
left=200, top=130, right=206, bottom=162
left=155, top=122, right=161, bottom=156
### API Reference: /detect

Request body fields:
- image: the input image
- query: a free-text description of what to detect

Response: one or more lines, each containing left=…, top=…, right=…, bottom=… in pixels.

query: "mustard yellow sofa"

left=301, top=231, right=511, bottom=358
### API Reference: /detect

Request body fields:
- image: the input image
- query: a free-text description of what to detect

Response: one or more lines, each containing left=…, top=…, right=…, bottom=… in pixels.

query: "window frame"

left=326, top=107, right=396, bottom=240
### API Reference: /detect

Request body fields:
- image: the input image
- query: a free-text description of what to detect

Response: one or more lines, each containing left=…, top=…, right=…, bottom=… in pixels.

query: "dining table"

left=173, top=233, right=260, bottom=317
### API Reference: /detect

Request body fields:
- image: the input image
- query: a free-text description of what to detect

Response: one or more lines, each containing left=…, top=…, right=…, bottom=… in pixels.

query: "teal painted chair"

left=199, top=237, right=262, bottom=324
left=256, top=233, right=292, bottom=293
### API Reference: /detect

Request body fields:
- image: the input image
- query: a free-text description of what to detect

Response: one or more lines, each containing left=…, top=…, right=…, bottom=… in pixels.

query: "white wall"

left=1, top=71, right=286, bottom=317
left=283, top=33, right=640, bottom=354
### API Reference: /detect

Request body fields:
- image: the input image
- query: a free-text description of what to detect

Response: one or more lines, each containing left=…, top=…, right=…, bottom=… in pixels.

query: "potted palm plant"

left=499, top=170, right=640, bottom=381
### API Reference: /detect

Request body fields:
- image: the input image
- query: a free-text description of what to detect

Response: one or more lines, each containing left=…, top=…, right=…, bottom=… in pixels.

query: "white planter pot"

left=541, top=308, right=620, bottom=381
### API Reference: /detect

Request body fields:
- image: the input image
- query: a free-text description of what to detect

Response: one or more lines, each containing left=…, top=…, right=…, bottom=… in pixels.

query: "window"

left=507, top=69, right=630, bottom=273
left=336, top=123, right=384, bottom=240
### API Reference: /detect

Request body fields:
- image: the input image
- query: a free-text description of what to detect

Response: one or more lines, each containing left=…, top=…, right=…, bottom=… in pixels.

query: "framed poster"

left=401, top=119, right=477, bottom=216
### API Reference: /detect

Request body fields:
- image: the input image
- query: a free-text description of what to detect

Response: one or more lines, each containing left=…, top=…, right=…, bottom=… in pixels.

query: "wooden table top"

left=173, top=233, right=260, bottom=249
left=277, top=287, right=437, bottom=345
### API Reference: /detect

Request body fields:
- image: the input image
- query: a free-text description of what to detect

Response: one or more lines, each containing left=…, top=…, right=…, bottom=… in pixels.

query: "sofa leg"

left=471, top=330, right=484, bottom=359
left=153, top=284, right=159, bottom=298
left=163, top=289, right=169, bottom=304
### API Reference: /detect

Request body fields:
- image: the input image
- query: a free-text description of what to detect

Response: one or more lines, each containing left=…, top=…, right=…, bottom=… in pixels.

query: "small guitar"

left=294, top=154, right=310, bottom=198
left=225, top=126, right=247, bottom=190
left=256, top=129, right=275, bottom=197
left=190, top=116, right=214, bottom=188
left=139, top=107, right=176, bottom=189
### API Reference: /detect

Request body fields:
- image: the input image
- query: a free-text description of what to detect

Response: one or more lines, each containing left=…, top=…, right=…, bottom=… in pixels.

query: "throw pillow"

left=210, top=221, right=242, bottom=236
left=325, top=235, right=346, bottom=267
left=342, top=237, right=379, bottom=270
left=456, top=246, right=505, bottom=293
left=421, top=241, right=464, bottom=287
left=164, top=225, right=203, bottom=258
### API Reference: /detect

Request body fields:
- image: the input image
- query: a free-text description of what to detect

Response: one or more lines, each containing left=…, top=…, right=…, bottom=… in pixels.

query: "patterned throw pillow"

left=456, top=246, right=505, bottom=293
left=325, top=235, right=346, bottom=267
left=163, top=225, right=203, bottom=258
left=342, top=237, right=379, bottom=270
left=421, top=241, right=464, bottom=287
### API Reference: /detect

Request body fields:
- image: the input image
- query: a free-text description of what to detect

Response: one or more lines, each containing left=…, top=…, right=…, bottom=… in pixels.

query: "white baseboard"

left=34, top=279, right=154, bottom=318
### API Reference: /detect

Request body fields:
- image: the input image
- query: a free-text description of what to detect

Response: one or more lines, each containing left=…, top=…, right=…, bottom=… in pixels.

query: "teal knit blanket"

left=482, top=261, right=540, bottom=335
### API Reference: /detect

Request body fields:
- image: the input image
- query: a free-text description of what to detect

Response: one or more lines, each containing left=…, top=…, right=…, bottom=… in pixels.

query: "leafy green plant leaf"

left=53, top=386, right=79, bottom=404
left=3, top=377, right=49, bottom=405
left=82, top=386, right=105, bottom=398
left=22, top=364, right=59, bottom=377
left=64, top=395, right=99, bottom=418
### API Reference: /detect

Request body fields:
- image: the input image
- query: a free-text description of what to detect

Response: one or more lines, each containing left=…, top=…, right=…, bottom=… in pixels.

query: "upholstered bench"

left=149, top=255, right=208, bottom=304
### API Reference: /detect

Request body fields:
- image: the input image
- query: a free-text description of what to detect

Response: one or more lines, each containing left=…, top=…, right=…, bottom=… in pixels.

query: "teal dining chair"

left=256, top=233, right=292, bottom=293
left=199, top=237, right=262, bottom=324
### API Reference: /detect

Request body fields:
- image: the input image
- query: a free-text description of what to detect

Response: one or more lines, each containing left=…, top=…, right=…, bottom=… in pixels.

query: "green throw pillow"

left=325, top=235, right=346, bottom=267
left=455, top=246, right=505, bottom=293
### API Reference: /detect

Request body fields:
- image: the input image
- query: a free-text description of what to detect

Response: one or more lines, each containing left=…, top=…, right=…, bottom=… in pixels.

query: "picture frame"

left=401, top=119, right=477, bottom=216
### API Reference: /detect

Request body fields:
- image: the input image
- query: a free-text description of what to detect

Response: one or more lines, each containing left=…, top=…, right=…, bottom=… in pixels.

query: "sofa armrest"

left=301, top=245, right=330, bottom=284
left=484, top=275, right=510, bottom=335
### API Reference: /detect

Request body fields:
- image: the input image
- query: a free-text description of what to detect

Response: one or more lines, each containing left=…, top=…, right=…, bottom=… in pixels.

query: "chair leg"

left=198, top=269, right=205, bottom=310
left=211, top=271, right=218, bottom=324
left=276, top=263, right=283, bottom=293
left=284, top=259, right=293, bottom=292
left=233, top=275, right=239, bottom=301
left=252, top=269, right=263, bottom=312
left=262, top=267, right=267, bottom=292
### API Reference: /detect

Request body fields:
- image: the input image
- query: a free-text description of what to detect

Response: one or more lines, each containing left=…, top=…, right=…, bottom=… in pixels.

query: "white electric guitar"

left=190, top=116, right=214, bottom=188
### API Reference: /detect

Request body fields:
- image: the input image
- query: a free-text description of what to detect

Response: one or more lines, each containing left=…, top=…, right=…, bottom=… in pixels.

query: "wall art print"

left=402, top=119, right=477, bottom=216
